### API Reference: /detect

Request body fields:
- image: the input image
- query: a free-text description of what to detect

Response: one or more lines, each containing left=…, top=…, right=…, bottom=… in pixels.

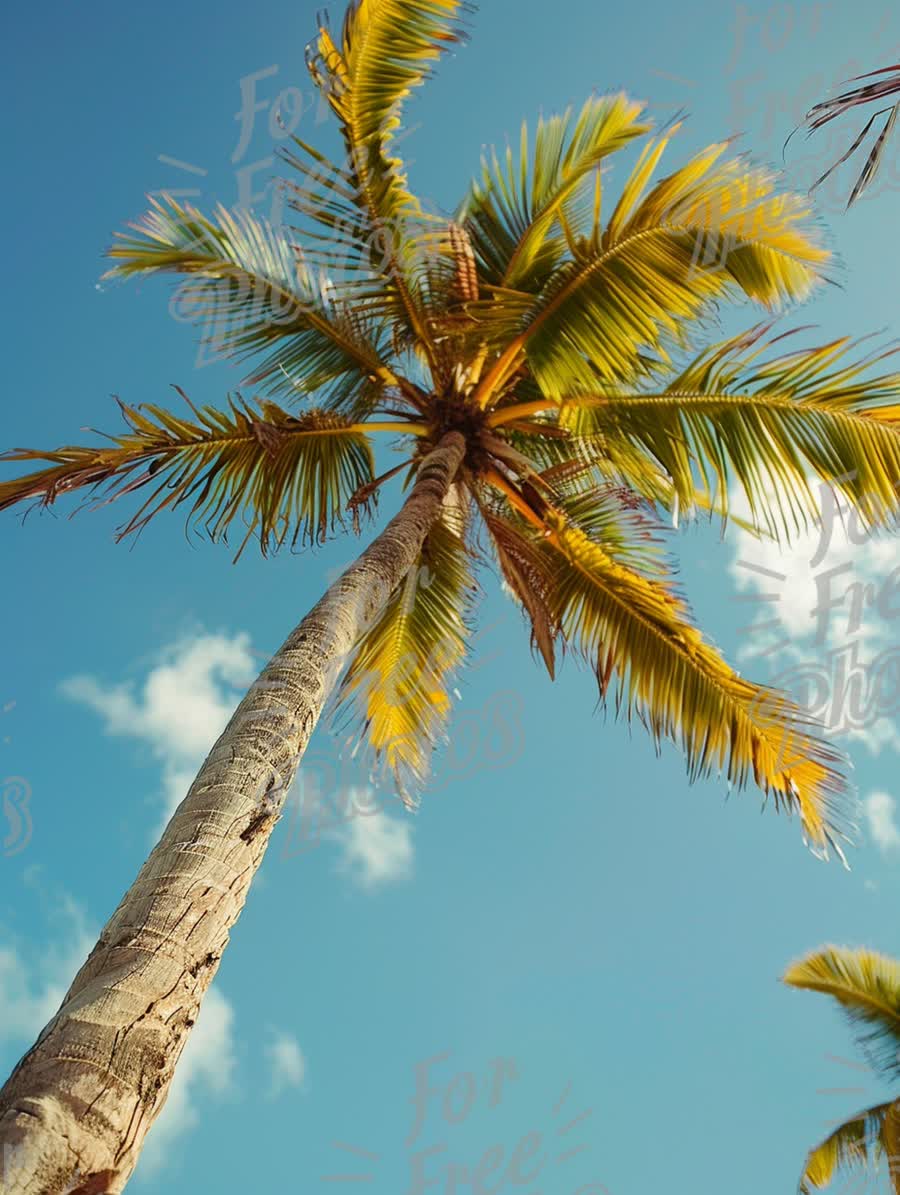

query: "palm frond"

left=796, top=1101, right=895, bottom=1194
left=460, top=94, right=648, bottom=292
left=506, top=420, right=684, bottom=513
left=471, top=138, right=828, bottom=405
left=307, top=0, right=470, bottom=146
left=517, top=510, right=852, bottom=857
left=556, top=325, right=900, bottom=538
left=107, top=197, right=396, bottom=412
left=551, top=482, right=670, bottom=576
left=481, top=477, right=669, bottom=680
left=304, top=1, right=471, bottom=363
left=0, top=394, right=376, bottom=557
left=482, top=510, right=559, bottom=678
left=784, top=947, right=900, bottom=1081
left=335, top=498, right=475, bottom=802
left=792, top=65, right=900, bottom=207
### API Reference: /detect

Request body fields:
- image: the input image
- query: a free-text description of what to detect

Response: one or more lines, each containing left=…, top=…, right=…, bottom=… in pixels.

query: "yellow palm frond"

left=107, top=197, right=396, bottom=412
left=460, top=94, right=648, bottom=292
left=307, top=0, right=469, bottom=146
left=784, top=947, right=900, bottom=1081
left=305, top=1, right=470, bottom=363
left=796, top=1101, right=896, bottom=1194
left=0, top=394, right=376, bottom=557
left=471, top=140, right=828, bottom=406
left=336, top=498, right=475, bottom=802
left=490, top=499, right=852, bottom=858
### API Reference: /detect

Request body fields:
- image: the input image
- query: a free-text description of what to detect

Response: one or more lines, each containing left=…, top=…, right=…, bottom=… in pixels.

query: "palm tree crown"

left=784, top=946, right=900, bottom=1193
left=5, top=0, right=900, bottom=859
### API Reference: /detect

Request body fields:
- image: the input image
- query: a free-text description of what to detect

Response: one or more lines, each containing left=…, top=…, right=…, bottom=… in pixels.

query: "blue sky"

left=2, top=1, right=900, bottom=1192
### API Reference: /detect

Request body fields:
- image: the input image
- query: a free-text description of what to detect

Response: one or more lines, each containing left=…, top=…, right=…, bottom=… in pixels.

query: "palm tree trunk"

left=0, top=431, right=466, bottom=1195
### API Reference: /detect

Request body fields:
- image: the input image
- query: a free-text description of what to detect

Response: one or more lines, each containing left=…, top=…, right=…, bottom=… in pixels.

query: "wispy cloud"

left=141, top=985, right=237, bottom=1176
left=61, top=631, right=257, bottom=836
left=0, top=897, right=96, bottom=1045
left=330, top=796, right=415, bottom=890
left=863, top=791, right=900, bottom=854
left=729, top=497, right=898, bottom=655
left=727, top=487, right=900, bottom=754
left=265, top=1031, right=307, bottom=1098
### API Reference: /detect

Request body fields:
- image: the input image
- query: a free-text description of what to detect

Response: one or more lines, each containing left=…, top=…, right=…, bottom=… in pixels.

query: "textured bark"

left=0, top=432, right=466, bottom=1194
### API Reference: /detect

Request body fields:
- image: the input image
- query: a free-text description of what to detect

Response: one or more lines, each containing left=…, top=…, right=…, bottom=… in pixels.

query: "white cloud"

left=330, top=795, right=415, bottom=890
left=61, top=632, right=257, bottom=835
left=265, top=1031, right=307, bottom=1098
left=0, top=898, right=96, bottom=1045
left=729, top=494, right=898, bottom=654
left=727, top=487, right=900, bottom=753
left=863, top=791, right=900, bottom=855
left=285, top=779, right=417, bottom=890
left=140, top=985, right=237, bottom=1175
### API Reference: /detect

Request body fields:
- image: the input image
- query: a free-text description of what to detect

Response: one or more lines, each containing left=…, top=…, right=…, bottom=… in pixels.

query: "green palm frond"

left=797, top=1101, right=896, bottom=1194
left=278, top=135, right=447, bottom=321
left=0, top=394, right=376, bottom=557
left=514, top=509, right=852, bottom=858
left=307, top=0, right=470, bottom=147
left=107, top=197, right=397, bottom=411
left=335, top=497, right=475, bottom=802
left=470, top=136, right=828, bottom=406
left=304, top=1, right=470, bottom=362
left=555, top=325, right=900, bottom=538
left=521, top=435, right=764, bottom=534
left=482, top=479, right=669, bottom=680
left=279, top=136, right=390, bottom=277
left=460, top=94, right=648, bottom=292
left=784, top=947, right=900, bottom=1081
left=505, top=418, right=686, bottom=514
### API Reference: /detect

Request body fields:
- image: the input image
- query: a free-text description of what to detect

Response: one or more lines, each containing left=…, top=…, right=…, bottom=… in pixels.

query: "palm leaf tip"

left=795, top=1100, right=896, bottom=1194
left=795, top=66, right=900, bottom=207
left=336, top=508, right=475, bottom=804
left=307, top=0, right=474, bottom=139
left=483, top=511, right=558, bottom=678
left=746, top=687, right=857, bottom=864
left=783, top=947, right=900, bottom=1081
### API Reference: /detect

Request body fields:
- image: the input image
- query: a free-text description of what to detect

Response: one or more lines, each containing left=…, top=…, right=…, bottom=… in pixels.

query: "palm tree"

left=3, top=2, right=900, bottom=1190
left=788, top=65, right=900, bottom=207
left=784, top=947, right=900, bottom=1193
